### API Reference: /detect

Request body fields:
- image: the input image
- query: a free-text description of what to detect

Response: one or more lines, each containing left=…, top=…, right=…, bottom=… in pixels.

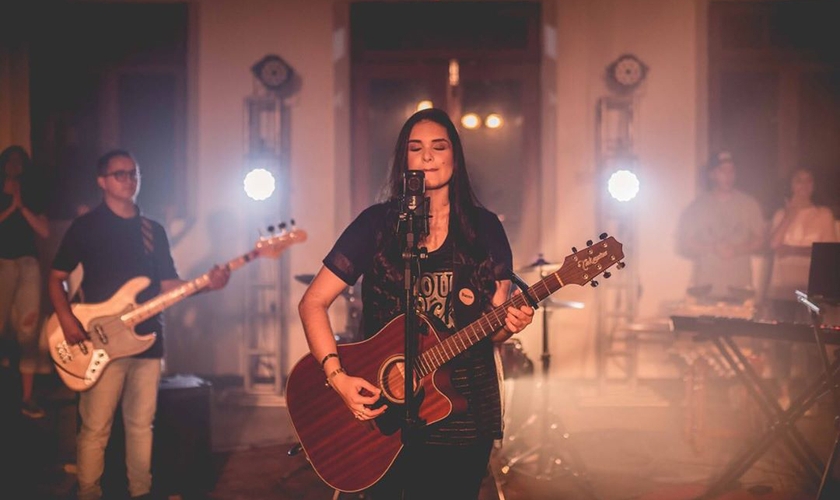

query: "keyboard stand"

left=692, top=332, right=837, bottom=499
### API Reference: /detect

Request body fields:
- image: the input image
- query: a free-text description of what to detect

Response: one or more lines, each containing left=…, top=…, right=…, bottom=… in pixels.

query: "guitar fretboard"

left=120, top=249, right=259, bottom=327
left=413, top=237, right=621, bottom=378
left=413, top=271, right=565, bottom=378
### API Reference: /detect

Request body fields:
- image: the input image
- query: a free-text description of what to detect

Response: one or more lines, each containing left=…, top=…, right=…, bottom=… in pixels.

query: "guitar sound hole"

left=379, top=357, right=420, bottom=404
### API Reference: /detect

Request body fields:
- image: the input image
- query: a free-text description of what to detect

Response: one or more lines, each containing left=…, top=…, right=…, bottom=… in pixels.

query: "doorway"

left=349, top=1, right=542, bottom=258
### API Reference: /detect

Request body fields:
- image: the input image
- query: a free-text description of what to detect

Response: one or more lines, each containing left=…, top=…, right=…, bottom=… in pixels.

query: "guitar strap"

left=64, top=216, right=156, bottom=306
left=140, top=215, right=161, bottom=283
left=140, top=216, right=155, bottom=255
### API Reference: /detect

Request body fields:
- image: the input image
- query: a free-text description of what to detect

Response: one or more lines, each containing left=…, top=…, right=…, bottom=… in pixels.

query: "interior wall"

left=175, top=0, right=338, bottom=376
left=2, top=0, right=706, bottom=383
left=536, top=0, right=700, bottom=378
left=0, top=43, right=31, bottom=152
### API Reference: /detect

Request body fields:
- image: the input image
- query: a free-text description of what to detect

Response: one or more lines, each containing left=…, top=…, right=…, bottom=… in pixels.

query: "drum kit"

left=491, top=255, right=598, bottom=498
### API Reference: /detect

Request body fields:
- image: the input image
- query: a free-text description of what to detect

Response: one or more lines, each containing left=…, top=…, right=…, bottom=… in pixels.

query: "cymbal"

left=545, top=298, right=585, bottom=310
left=517, top=254, right=561, bottom=273
left=294, top=274, right=316, bottom=285
left=517, top=262, right=561, bottom=274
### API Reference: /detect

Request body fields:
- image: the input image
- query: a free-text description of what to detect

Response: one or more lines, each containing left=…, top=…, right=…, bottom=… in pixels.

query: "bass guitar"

left=47, top=226, right=307, bottom=392
left=285, top=235, right=624, bottom=492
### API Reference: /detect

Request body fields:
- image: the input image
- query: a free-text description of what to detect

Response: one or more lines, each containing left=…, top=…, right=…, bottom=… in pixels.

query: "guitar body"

left=286, top=313, right=465, bottom=493
left=47, top=277, right=157, bottom=392
left=46, top=226, right=307, bottom=393
left=286, top=235, right=625, bottom=493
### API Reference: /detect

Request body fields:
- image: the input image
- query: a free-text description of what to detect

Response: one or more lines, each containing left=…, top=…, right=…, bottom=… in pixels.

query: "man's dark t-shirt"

left=52, top=203, right=180, bottom=358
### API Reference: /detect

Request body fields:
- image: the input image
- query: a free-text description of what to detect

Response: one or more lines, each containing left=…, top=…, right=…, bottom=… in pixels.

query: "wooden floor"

left=2, top=366, right=839, bottom=500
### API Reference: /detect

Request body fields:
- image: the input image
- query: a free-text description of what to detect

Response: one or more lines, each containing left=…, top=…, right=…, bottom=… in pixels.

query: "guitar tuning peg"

left=617, top=262, right=626, bottom=270
left=599, top=232, right=608, bottom=240
left=279, top=222, right=287, bottom=230
left=586, top=239, right=593, bottom=246
left=590, top=280, right=599, bottom=288
left=266, top=225, right=275, bottom=233
left=603, top=271, right=612, bottom=279
left=290, top=218, right=296, bottom=226
left=571, top=246, right=578, bottom=253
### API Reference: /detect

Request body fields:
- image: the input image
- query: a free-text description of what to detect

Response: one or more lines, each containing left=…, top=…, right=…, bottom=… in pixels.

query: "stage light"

left=449, top=59, right=460, bottom=87
left=461, top=113, right=481, bottom=129
left=607, top=169, right=640, bottom=202
left=485, top=113, right=503, bottom=129
left=416, top=100, right=433, bottom=112
left=243, top=168, right=276, bottom=201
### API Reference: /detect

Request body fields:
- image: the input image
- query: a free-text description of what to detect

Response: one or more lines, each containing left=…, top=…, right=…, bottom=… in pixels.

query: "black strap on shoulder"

left=508, top=269, right=539, bottom=310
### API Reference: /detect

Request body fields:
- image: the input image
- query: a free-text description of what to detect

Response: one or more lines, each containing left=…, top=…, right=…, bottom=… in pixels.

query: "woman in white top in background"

left=767, top=167, right=837, bottom=408
left=768, top=168, right=838, bottom=314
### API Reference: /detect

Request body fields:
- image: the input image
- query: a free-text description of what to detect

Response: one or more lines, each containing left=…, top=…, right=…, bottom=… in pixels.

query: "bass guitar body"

left=46, top=277, right=157, bottom=392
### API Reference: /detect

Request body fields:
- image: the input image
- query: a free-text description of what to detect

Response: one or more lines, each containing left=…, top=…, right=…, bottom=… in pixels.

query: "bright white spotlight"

left=461, top=113, right=481, bottom=129
left=607, top=169, right=640, bottom=202
left=485, top=113, right=503, bottom=129
left=416, top=100, right=433, bottom=112
left=243, top=168, right=276, bottom=201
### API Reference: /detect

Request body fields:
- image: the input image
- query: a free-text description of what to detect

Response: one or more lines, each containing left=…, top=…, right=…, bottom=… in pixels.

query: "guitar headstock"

left=255, top=222, right=308, bottom=259
left=558, top=233, right=625, bottom=287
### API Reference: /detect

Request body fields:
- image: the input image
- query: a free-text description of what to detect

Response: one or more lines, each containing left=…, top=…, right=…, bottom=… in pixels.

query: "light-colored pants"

left=77, top=357, right=162, bottom=500
left=0, top=256, right=44, bottom=374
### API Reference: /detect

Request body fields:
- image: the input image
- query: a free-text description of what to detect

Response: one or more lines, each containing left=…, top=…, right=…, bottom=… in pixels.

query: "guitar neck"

left=121, top=249, right=258, bottom=327
left=416, top=272, right=565, bottom=377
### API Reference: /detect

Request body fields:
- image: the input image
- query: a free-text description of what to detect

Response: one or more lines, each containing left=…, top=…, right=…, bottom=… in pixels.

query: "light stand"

left=796, top=290, right=840, bottom=499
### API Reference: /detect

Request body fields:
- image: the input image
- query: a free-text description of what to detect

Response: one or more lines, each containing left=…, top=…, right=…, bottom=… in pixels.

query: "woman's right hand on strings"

left=330, top=372, right=388, bottom=421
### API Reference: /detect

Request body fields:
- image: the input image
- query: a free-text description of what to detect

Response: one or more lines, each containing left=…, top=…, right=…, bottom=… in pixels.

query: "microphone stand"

left=399, top=197, right=428, bottom=500
left=796, top=291, right=840, bottom=499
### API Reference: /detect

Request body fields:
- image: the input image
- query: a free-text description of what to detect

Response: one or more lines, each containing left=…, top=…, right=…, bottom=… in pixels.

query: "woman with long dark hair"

left=0, top=145, right=50, bottom=418
left=297, top=108, right=533, bottom=498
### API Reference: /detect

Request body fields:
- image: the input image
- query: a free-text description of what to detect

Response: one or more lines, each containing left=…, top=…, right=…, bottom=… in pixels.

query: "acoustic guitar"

left=286, top=235, right=624, bottom=492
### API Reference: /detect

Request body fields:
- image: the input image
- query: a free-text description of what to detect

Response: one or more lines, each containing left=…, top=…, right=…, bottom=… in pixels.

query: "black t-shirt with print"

left=324, top=201, right=512, bottom=443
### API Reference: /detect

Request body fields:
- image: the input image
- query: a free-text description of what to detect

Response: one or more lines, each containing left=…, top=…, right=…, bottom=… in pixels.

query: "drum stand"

left=498, top=265, right=599, bottom=499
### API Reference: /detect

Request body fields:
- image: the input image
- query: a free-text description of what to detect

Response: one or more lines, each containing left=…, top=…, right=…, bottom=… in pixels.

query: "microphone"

left=403, top=170, right=425, bottom=212
left=400, top=170, right=428, bottom=237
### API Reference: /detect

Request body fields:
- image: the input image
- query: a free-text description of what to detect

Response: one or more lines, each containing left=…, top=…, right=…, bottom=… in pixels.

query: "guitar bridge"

left=55, top=341, right=73, bottom=363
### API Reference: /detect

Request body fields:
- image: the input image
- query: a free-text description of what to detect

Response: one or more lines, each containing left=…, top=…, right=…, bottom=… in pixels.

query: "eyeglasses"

left=102, top=169, right=140, bottom=182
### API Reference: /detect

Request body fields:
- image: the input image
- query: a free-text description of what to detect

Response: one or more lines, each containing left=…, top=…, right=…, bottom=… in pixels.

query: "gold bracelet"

left=324, top=367, right=346, bottom=387
left=320, top=352, right=339, bottom=369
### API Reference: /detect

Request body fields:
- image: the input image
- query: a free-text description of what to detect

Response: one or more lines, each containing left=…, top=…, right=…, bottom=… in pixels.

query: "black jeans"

left=366, top=438, right=494, bottom=500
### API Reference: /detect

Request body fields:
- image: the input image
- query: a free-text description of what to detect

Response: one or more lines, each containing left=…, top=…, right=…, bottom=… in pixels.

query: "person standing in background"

left=676, top=151, right=766, bottom=303
left=48, top=149, right=230, bottom=500
left=766, top=167, right=837, bottom=408
left=767, top=168, right=838, bottom=317
left=0, top=145, right=50, bottom=419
